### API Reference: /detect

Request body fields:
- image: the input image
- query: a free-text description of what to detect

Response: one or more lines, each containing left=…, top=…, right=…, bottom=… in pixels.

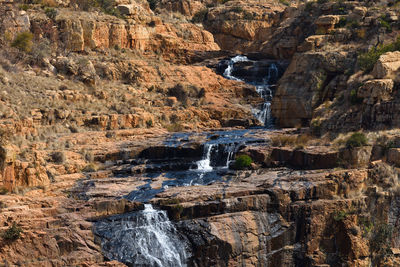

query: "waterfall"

left=94, top=204, right=189, bottom=267
left=223, top=55, right=249, bottom=81
left=195, top=143, right=236, bottom=171
left=196, top=144, right=215, bottom=172
left=223, top=56, right=280, bottom=127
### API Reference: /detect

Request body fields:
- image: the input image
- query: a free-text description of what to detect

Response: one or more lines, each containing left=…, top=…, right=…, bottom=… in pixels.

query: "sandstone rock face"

left=372, top=51, right=400, bottom=79
left=159, top=0, right=206, bottom=17
left=29, top=9, right=219, bottom=59
left=357, top=79, right=394, bottom=105
left=272, top=51, right=354, bottom=127
left=315, top=15, right=340, bottom=34
left=201, top=0, right=285, bottom=54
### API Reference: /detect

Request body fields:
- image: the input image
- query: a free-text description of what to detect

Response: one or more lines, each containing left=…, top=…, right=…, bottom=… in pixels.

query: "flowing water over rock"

left=91, top=67, right=281, bottom=266
left=220, top=55, right=285, bottom=127
left=94, top=204, right=189, bottom=267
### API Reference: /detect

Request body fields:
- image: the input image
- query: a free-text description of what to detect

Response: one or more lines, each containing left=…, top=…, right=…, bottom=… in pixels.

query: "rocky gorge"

left=1, top=0, right=400, bottom=266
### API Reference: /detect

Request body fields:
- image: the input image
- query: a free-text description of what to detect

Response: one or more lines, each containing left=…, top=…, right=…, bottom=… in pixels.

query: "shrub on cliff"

left=192, top=9, right=208, bottom=23
left=168, top=83, right=204, bottom=105
left=3, top=222, right=23, bottom=241
left=11, top=32, right=33, bottom=53
left=358, top=37, right=400, bottom=72
left=233, top=155, right=253, bottom=170
left=147, top=0, right=158, bottom=11
left=346, top=132, right=367, bottom=148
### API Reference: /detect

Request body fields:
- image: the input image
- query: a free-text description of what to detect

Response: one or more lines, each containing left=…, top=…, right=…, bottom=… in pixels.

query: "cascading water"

left=195, top=142, right=236, bottom=172
left=94, top=204, right=189, bottom=267
left=222, top=55, right=280, bottom=127
left=196, top=144, right=215, bottom=172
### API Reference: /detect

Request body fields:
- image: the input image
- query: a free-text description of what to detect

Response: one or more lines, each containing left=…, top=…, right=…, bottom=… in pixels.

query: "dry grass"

left=270, top=134, right=313, bottom=147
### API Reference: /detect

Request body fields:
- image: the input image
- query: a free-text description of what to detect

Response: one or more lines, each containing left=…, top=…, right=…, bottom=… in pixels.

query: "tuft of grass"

left=11, top=32, right=33, bottom=53
left=346, top=132, right=368, bottom=148
left=271, top=134, right=312, bottom=147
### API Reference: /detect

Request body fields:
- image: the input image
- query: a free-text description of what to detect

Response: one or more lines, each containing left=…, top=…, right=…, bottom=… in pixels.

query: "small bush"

left=349, top=89, right=363, bottom=105
left=0, top=187, right=8, bottom=195
left=11, top=32, right=33, bottom=53
left=82, top=163, right=98, bottom=172
left=279, top=0, right=290, bottom=6
left=358, top=37, right=400, bottom=72
left=333, top=210, right=347, bottom=221
left=379, top=15, right=392, bottom=32
left=192, top=9, right=208, bottom=23
left=3, top=222, right=23, bottom=241
left=147, top=0, right=157, bottom=10
left=19, top=4, right=31, bottom=11
left=167, top=83, right=204, bottom=105
left=233, top=155, right=253, bottom=170
left=146, top=119, right=153, bottom=128
left=231, top=6, right=243, bottom=13
left=50, top=151, right=66, bottom=163
left=166, top=123, right=184, bottom=132
left=45, top=7, right=58, bottom=20
left=346, top=132, right=368, bottom=148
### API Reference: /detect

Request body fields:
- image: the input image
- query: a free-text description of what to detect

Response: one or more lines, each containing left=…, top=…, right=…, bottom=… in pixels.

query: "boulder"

left=117, top=4, right=134, bottom=15
left=371, top=51, right=400, bottom=79
left=339, top=146, right=372, bottom=168
left=315, top=15, right=340, bottom=34
left=357, top=79, right=394, bottom=104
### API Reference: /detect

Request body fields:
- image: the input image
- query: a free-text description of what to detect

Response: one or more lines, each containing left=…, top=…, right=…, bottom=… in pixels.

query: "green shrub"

left=3, top=222, right=23, bottom=241
left=279, top=0, right=290, bottom=6
left=166, top=123, right=184, bottom=132
left=243, top=11, right=254, bottom=20
left=192, top=9, right=208, bottom=23
left=50, top=151, right=66, bottom=163
left=72, top=0, right=121, bottom=17
left=358, top=37, right=400, bottom=72
left=233, top=155, right=253, bottom=170
left=45, top=7, right=58, bottom=20
left=11, top=32, right=33, bottom=52
left=147, top=0, right=157, bottom=10
left=379, top=15, right=392, bottom=32
left=349, top=89, right=363, bottom=105
left=333, top=210, right=347, bottom=221
left=19, top=4, right=31, bottom=11
left=231, top=6, right=243, bottom=13
left=146, top=119, right=153, bottom=128
left=346, top=132, right=368, bottom=148
left=167, top=83, right=204, bottom=105
left=335, top=17, right=347, bottom=28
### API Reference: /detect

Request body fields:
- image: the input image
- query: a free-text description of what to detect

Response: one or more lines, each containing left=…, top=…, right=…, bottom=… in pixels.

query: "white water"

left=95, top=204, right=188, bottom=267
left=196, top=144, right=215, bottom=172
left=223, top=56, right=279, bottom=127
left=195, top=143, right=236, bottom=173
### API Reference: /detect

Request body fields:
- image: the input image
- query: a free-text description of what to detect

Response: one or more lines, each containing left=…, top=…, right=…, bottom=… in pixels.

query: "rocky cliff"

left=1, top=0, right=400, bottom=266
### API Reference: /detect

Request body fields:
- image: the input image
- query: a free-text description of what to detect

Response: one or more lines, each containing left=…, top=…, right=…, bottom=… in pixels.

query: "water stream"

left=222, top=55, right=282, bottom=127
left=93, top=56, right=284, bottom=266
